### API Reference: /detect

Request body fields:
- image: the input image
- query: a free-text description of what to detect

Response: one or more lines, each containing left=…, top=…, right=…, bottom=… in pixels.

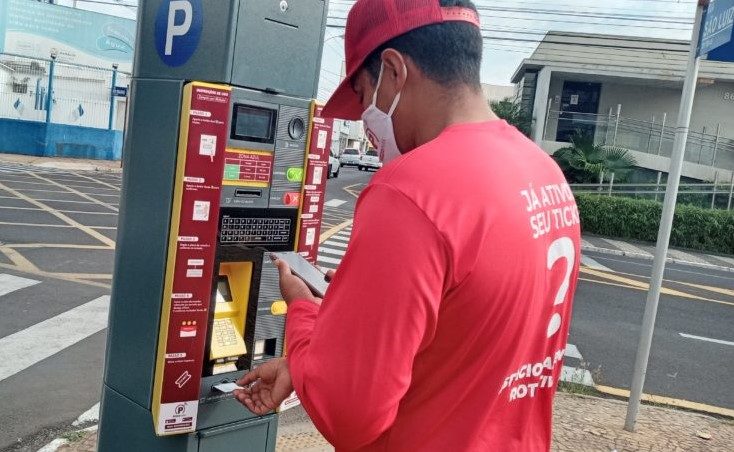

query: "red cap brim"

left=321, top=70, right=364, bottom=120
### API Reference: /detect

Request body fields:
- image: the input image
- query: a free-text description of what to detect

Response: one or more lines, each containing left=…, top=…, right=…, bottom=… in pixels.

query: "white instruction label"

left=317, top=130, right=328, bottom=149
left=199, top=134, right=216, bottom=159
left=193, top=201, right=210, bottom=222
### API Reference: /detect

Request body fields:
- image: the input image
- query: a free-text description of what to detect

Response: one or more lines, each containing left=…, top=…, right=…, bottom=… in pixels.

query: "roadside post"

left=624, top=0, right=732, bottom=432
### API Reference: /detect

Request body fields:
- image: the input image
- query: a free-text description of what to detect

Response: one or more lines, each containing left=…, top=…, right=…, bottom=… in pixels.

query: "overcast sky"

left=60, top=0, right=700, bottom=100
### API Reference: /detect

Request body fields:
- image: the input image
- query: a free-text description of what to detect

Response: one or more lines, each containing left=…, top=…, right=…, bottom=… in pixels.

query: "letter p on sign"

left=166, top=1, right=192, bottom=55
left=155, top=0, right=203, bottom=67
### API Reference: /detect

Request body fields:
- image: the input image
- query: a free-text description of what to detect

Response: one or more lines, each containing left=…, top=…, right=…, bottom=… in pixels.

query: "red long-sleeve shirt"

left=286, top=121, right=581, bottom=451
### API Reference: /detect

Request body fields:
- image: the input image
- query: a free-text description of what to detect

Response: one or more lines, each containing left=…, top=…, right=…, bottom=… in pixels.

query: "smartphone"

left=270, top=251, right=329, bottom=298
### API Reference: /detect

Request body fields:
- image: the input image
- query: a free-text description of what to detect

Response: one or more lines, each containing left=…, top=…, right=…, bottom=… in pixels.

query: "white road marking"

left=0, top=273, right=40, bottom=297
left=581, top=239, right=595, bottom=249
left=324, top=199, right=348, bottom=208
left=36, top=438, right=68, bottom=452
left=601, top=239, right=653, bottom=258
left=679, top=333, right=734, bottom=347
left=327, top=234, right=350, bottom=242
left=560, top=366, right=595, bottom=386
left=317, top=255, right=342, bottom=265
left=73, top=402, right=100, bottom=426
left=0, top=296, right=110, bottom=383
left=318, top=246, right=346, bottom=257
left=323, top=240, right=348, bottom=249
left=564, top=344, right=583, bottom=360
left=580, top=255, right=614, bottom=272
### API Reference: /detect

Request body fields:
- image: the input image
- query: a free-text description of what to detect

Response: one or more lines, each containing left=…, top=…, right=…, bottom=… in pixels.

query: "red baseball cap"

left=321, top=0, right=481, bottom=120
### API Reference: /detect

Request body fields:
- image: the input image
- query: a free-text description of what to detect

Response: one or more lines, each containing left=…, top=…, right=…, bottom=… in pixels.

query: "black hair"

left=363, top=0, right=482, bottom=89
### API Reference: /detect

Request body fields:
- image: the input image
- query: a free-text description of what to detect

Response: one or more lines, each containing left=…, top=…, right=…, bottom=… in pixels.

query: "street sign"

left=699, top=0, right=734, bottom=55
left=112, top=86, right=128, bottom=97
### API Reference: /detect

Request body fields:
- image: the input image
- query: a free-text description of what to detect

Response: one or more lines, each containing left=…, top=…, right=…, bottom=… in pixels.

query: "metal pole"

left=728, top=172, right=734, bottom=211
left=613, top=104, right=622, bottom=146
left=712, top=123, right=721, bottom=166
left=711, top=171, right=718, bottom=209
left=604, top=107, right=613, bottom=145
left=543, top=98, right=552, bottom=141
left=108, top=64, right=118, bottom=131
left=608, top=172, right=615, bottom=197
left=624, top=0, right=707, bottom=433
left=45, top=54, right=56, bottom=125
left=697, top=126, right=706, bottom=164
left=657, top=113, right=667, bottom=156
left=655, top=171, right=663, bottom=202
left=647, top=115, right=656, bottom=152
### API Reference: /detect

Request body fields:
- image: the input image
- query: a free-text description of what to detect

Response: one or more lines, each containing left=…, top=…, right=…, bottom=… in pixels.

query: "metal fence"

left=544, top=108, right=734, bottom=172
left=571, top=179, right=734, bottom=211
left=0, top=52, right=130, bottom=130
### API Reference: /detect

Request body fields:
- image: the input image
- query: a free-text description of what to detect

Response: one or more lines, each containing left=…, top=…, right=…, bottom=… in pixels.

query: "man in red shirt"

left=235, top=1, right=581, bottom=450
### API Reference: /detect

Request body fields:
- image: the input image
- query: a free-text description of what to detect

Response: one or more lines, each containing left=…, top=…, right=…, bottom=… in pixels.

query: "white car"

left=328, top=151, right=340, bottom=179
left=358, top=149, right=382, bottom=171
left=339, top=148, right=361, bottom=167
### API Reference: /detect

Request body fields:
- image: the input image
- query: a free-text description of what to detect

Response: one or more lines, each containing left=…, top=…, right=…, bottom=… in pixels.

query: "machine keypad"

left=213, top=319, right=239, bottom=347
left=220, top=217, right=291, bottom=245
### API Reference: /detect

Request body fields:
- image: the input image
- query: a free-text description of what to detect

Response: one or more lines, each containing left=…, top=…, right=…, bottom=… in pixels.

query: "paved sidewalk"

left=582, top=235, right=734, bottom=272
left=53, top=392, right=734, bottom=451
left=0, top=153, right=122, bottom=173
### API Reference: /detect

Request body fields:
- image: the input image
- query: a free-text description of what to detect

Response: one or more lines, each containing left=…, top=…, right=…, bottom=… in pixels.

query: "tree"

left=552, top=132, right=637, bottom=183
left=490, top=98, right=531, bottom=137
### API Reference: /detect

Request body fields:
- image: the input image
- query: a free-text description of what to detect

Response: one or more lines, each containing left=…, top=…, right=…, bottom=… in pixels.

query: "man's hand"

left=274, top=258, right=321, bottom=305
left=234, top=358, right=293, bottom=415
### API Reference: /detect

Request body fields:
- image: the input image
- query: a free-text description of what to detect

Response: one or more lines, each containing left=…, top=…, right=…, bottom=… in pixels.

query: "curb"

left=581, top=244, right=734, bottom=274
left=594, top=385, right=734, bottom=419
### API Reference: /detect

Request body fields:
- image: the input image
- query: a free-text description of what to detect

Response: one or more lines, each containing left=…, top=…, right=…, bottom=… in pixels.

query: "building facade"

left=513, top=32, right=734, bottom=182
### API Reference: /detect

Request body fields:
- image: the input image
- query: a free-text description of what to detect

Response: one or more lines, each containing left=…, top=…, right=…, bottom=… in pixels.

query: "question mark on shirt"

left=546, top=237, right=575, bottom=338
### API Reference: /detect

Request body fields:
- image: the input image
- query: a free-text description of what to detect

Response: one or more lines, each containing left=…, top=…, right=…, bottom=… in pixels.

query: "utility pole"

left=624, top=0, right=709, bottom=432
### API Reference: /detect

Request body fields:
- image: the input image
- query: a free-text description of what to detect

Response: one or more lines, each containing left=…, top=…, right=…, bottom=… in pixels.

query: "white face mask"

left=361, top=62, right=404, bottom=164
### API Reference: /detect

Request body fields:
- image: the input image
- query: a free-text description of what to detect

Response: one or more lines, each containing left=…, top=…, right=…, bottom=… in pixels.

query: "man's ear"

left=380, top=49, right=408, bottom=94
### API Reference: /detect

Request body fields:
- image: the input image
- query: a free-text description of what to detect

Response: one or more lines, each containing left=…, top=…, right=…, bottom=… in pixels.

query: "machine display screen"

left=216, top=276, right=233, bottom=303
left=231, top=104, right=276, bottom=143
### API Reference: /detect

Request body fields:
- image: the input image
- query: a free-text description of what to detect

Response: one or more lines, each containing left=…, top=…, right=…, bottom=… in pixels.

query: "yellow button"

left=271, top=301, right=288, bottom=315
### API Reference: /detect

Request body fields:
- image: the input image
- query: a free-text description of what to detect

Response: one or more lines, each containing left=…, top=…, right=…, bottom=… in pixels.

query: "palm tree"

left=552, top=132, right=637, bottom=183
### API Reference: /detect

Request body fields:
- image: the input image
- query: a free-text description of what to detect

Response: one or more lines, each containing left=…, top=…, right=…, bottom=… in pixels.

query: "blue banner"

left=0, top=0, right=135, bottom=70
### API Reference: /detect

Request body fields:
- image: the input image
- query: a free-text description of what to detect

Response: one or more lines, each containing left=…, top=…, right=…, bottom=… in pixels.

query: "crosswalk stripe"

left=560, top=366, right=595, bottom=386
left=564, top=344, right=583, bottom=360
left=324, top=199, right=348, bottom=208
left=601, top=238, right=652, bottom=257
left=323, top=240, right=348, bottom=249
left=318, top=246, right=346, bottom=257
left=0, top=273, right=40, bottom=297
left=0, top=295, right=110, bottom=383
left=328, top=234, right=350, bottom=242
left=581, top=239, right=595, bottom=249
left=317, top=255, right=342, bottom=265
left=580, top=255, right=613, bottom=272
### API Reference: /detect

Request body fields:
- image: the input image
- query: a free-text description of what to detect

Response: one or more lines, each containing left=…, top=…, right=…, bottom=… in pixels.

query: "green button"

left=224, top=164, right=239, bottom=180
left=286, top=167, right=304, bottom=182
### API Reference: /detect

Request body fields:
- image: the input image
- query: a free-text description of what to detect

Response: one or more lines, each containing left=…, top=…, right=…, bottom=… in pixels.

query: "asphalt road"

left=572, top=252, right=734, bottom=409
left=0, top=162, right=732, bottom=450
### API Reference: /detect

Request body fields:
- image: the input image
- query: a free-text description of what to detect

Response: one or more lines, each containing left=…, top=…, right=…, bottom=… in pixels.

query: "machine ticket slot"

left=152, top=82, right=232, bottom=436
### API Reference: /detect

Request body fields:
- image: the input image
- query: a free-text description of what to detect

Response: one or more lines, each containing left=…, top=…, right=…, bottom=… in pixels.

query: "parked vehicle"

left=328, top=151, right=340, bottom=178
left=339, top=148, right=361, bottom=167
left=358, top=149, right=382, bottom=171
